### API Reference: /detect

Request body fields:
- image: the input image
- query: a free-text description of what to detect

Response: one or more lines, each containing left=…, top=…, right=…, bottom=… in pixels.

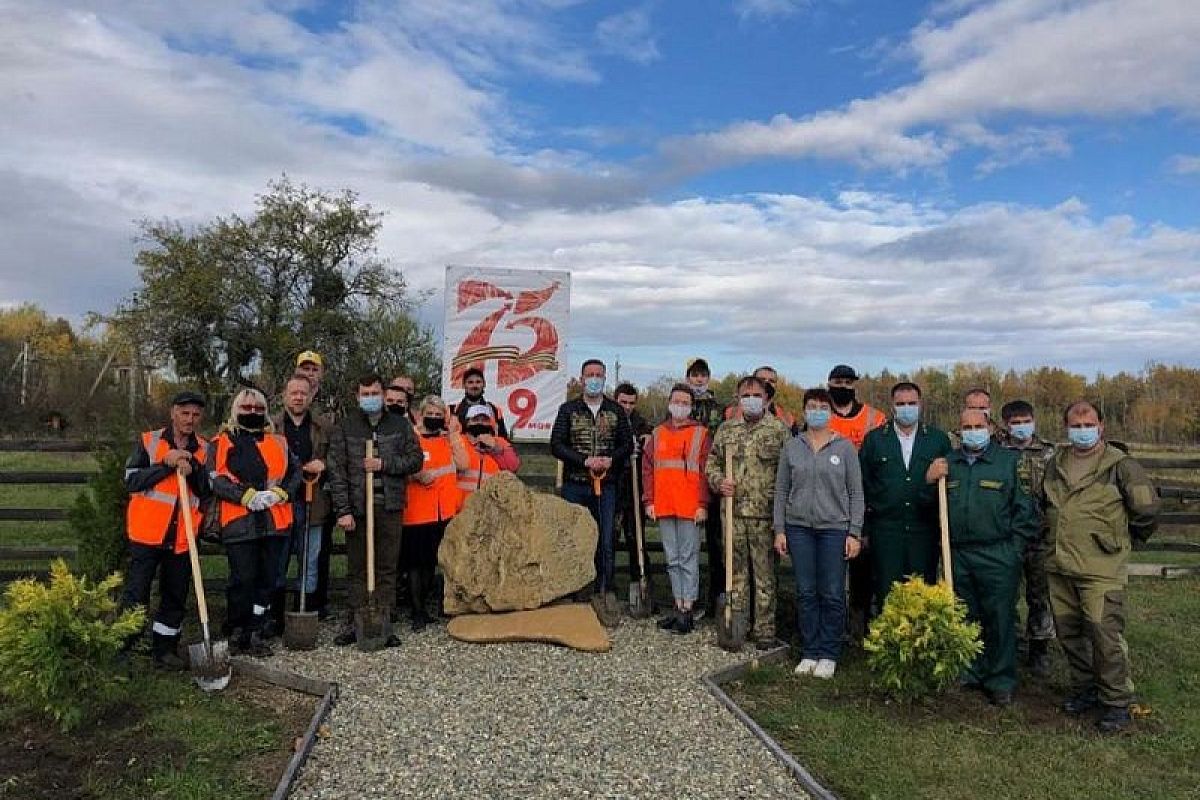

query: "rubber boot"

left=151, top=633, right=186, bottom=671
left=261, top=589, right=287, bottom=639
left=410, top=570, right=431, bottom=632
left=1027, top=639, right=1051, bottom=678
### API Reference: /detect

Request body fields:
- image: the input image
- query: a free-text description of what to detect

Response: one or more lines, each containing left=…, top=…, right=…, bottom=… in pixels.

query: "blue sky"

left=1, top=0, right=1198, bottom=388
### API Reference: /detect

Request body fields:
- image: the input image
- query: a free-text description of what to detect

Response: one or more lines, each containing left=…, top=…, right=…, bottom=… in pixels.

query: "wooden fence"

left=2, top=438, right=1198, bottom=581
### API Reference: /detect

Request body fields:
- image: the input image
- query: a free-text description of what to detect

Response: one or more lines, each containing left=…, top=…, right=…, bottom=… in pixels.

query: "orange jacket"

left=404, top=434, right=461, bottom=525
left=126, top=429, right=208, bottom=554
left=641, top=419, right=712, bottom=519
left=829, top=404, right=886, bottom=451
left=212, top=433, right=294, bottom=535
left=456, top=435, right=519, bottom=503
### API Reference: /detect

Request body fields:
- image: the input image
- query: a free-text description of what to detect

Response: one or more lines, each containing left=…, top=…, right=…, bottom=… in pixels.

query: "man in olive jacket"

left=928, top=409, right=1038, bottom=706
left=860, top=381, right=952, bottom=607
left=327, top=373, right=423, bottom=646
left=1044, top=400, right=1159, bottom=733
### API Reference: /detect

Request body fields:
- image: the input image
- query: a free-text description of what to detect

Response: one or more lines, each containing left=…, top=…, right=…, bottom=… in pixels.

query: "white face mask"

left=740, top=396, right=765, bottom=418
left=668, top=403, right=692, bottom=421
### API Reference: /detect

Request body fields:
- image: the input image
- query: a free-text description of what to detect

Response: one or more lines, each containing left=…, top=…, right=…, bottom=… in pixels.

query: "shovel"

left=355, top=440, right=391, bottom=651
left=938, top=475, right=954, bottom=593
left=627, top=453, right=652, bottom=619
left=716, top=449, right=748, bottom=651
left=177, top=469, right=231, bottom=691
left=284, top=477, right=320, bottom=651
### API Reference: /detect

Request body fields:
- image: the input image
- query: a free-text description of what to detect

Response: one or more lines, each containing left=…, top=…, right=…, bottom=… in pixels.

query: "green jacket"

left=860, top=421, right=952, bottom=539
left=1043, top=443, right=1160, bottom=581
left=706, top=414, right=790, bottom=520
left=946, top=443, right=1038, bottom=548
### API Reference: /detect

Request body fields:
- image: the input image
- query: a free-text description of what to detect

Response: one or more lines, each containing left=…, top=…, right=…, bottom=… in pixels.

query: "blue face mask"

left=961, top=428, right=990, bottom=451
left=1009, top=422, right=1035, bottom=442
left=805, top=408, right=831, bottom=430
left=583, top=377, right=605, bottom=396
left=1068, top=426, right=1100, bottom=449
left=894, top=404, right=920, bottom=427
left=359, top=396, right=383, bottom=415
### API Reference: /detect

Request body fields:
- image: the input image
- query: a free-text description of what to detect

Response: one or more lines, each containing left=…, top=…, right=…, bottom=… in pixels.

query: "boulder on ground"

left=438, top=472, right=597, bottom=615
left=447, top=604, right=611, bottom=653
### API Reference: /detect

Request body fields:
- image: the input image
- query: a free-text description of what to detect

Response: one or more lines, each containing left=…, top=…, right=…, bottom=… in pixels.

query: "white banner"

left=441, top=266, right=571, bottom=441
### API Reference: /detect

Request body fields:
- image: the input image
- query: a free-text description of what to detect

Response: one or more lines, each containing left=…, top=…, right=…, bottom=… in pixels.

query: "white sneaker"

left=813, top=659, right=837, bottom=679
left=794, top=658, right=818, bottom=676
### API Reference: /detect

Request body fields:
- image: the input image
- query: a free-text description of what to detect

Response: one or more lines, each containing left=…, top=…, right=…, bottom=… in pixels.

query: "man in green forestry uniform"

left=927, top=409, right=1038, bottom=706
left=1044, top=400, right=1159, bottom=733
left=706, top=375, right=790, bottom=649
left=999, top=399, right=1058, bottom=676
left=860, top=380, right=953, bottom=607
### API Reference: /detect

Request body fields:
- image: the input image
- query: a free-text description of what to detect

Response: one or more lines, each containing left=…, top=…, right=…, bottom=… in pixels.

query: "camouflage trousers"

left=729, top=516, right=776, bottom=640
left=1021, top=538, right=1056, bottom=641
left=1048, top=572, right=1134, bottom=708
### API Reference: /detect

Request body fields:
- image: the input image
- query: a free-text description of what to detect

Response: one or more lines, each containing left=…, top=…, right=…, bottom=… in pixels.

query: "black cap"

left=828, top=364, right=859, bottom=381
left=171, top=390, right=206, bottom=408
left=686, top=357, right=710, bottom=376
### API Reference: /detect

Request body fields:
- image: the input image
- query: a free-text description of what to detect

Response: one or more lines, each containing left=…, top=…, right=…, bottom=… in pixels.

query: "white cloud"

left=669, top=0, right=1200, bottom=172
left=595, top=7, right=661, bottom=65
left=1168, top=155, right=1200, bottom=175
left=732, top=0, right=810, bottom=21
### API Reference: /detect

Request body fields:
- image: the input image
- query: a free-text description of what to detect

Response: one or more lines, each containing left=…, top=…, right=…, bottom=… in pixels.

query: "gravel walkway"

left=265, top=616, right=807, bottom=799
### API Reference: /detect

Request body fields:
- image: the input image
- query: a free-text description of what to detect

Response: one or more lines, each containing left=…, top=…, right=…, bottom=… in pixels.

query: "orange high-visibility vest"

left=829, top=404, right=886, bottom=451
left=126, top=429, right=208, bottom=554
left=456, top=435, right=510, bottom=504
left=213, top=433, right=294, bottom=532
left=650, top=423, right=709, bottom=519
left=404, top=434, right=461, bottom=525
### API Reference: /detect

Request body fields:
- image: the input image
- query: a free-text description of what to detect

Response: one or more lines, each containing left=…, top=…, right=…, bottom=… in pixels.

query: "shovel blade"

left=715, top=592, right=748, bottom=652
left=627, top=581, right=652, bottom=619
left=187, top=639, right=231, bottom=692
left=355, top=606, right=391, bottom=652
left=284, top=611, right=320, bottom=651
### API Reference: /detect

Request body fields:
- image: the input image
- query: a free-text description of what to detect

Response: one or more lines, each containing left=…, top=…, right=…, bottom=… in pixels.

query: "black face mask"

left=829, top=386, right=856, bottom=407
left=466, top=423, right=491, bottom=437
left=237, top=412, right=266, bottom=430
left=764, top=382, right=777, bottom=401
left=423, top=416, right=445, bottom=432
left=386, top=403, right=407, bottom=415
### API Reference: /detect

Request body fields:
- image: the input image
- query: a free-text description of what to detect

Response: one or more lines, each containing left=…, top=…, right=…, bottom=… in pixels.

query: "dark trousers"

left=870, top=529, right=939, bottom=606
left=847, top=536, right=875, bottom=636
left=615, top=472, right=644, bottom=583
left=955, top=539, right=1022, bottom=694
left=401, top=520, right=446, bottom=617
left=225, top=536, right=287, bottom=634
left=313, top=518, right=334, bottom=613
left=121, top=542, right=191, bottom=653
left=345, top=504, right=402, bottom=616
left=703, top=496, right=724, bottom=607
left=561, top=480, right=618, bottom=593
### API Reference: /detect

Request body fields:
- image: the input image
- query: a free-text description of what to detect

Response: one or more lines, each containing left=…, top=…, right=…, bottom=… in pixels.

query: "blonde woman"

left=209, top=388, right=300, bottom=657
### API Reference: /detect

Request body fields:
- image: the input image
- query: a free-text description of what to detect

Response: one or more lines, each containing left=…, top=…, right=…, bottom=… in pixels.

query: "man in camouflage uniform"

left=999, top=399, right=1058, bottom=676
left=687, top=357, right=728, bottom=615
left=706, top=376, right=790, bottom=649
left=1044, top=400, right=1159, bottom=733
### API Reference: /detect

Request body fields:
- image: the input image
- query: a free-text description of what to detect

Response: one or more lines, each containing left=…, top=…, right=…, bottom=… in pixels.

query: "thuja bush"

left=0, top=560, right=145, bottom=730
left=863, top=577, right=982, bottom=702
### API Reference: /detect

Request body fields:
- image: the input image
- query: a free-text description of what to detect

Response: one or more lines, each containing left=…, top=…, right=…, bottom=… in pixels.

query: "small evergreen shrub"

left=863, top=577, right=983, bottom=702
left=72, top=439, right=131, bottom=582
left=0, top=560, right=145, bottom=730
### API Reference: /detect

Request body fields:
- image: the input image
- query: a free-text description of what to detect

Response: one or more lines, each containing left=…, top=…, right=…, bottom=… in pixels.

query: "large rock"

left=438, top=472, right=597, bottom=615
left=447, top=604, right=611, bottom=653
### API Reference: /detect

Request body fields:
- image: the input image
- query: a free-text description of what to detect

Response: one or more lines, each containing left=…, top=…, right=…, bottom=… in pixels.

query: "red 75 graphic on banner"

left=450, top=279, right=563, bottom=397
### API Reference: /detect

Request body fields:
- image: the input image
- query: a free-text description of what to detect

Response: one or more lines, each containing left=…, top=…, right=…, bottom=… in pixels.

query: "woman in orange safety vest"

left=642, top=383, right=712, bottom=635
left=402, top=395, right=470, bottom=630
left=209, top=388, right=300, bottom=657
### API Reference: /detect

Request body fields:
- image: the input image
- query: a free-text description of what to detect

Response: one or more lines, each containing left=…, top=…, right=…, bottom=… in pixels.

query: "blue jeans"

left=785, top=525, right=849, bottom=661
left=561, top=480, right=618, bottom=593
left=274, top=500, right=322, bottom=593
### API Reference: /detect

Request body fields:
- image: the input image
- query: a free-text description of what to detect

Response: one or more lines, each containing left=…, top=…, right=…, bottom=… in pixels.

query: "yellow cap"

left=296, top=350, right=323, bottom=367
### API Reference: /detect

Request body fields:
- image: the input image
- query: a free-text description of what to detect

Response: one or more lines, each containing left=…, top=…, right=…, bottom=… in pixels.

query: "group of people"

left=120, top=353, right=520, bottom=661
left=121, top=349, right=1160, bottom=733
left=551, top=357, right=1159, bottom=733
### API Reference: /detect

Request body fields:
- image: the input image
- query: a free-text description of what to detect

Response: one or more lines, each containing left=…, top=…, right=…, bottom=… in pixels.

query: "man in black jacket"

left=327, top=373, right=423, bottom=646
left=550, top=359, right=632, bottom=626
left=451, top=367, right=509, bottom=439
left=613, top=383, right=652, bottom=587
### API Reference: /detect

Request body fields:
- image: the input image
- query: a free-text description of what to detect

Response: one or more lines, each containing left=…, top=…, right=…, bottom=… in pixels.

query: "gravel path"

left=265, top=616, right=807, bottom=799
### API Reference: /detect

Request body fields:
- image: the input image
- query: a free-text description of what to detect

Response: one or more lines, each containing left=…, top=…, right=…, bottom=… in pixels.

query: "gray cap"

left=171, top=390, right=206, bottom=408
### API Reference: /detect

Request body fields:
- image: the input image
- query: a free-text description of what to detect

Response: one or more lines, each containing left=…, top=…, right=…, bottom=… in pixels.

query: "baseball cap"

left=296, top=350, right=323, bottom=367
left=465, top=404, right=494, bottom=419
left=171, top=390, right=206, bottom=408
left=686, top=357, right=711, bottom=376
left=828, top=364, right=859, bottom=381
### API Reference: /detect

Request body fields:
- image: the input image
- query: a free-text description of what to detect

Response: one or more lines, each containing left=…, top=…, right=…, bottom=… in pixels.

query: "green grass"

left=728, top=576, right=1200, bottom=800
left=0, top=451, right=97, bottom=472
left=0, top=663, right=300, bottom=800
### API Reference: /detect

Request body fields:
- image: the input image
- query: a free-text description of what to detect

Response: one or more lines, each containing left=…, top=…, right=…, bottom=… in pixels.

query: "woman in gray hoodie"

left=773, top=387, right=864, bottom=679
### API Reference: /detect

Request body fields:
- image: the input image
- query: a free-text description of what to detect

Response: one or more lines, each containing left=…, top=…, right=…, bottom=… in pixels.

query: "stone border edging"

left=229, top=658, right=339, bottom=800
left=701, top=646, right=840, bottom=800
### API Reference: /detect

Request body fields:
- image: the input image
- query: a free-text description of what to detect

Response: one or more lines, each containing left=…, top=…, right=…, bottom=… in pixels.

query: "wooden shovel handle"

left=365, top=440, right=375, bottom=595
left=176, top=469, right=210, bottom=628
left=631, top=455, right=646, bottom=577
left=591, top=469, right=606, bottom=496
left=938, top=476, right=953, bottom=593
left=724, top=449, right=734, bottom=599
